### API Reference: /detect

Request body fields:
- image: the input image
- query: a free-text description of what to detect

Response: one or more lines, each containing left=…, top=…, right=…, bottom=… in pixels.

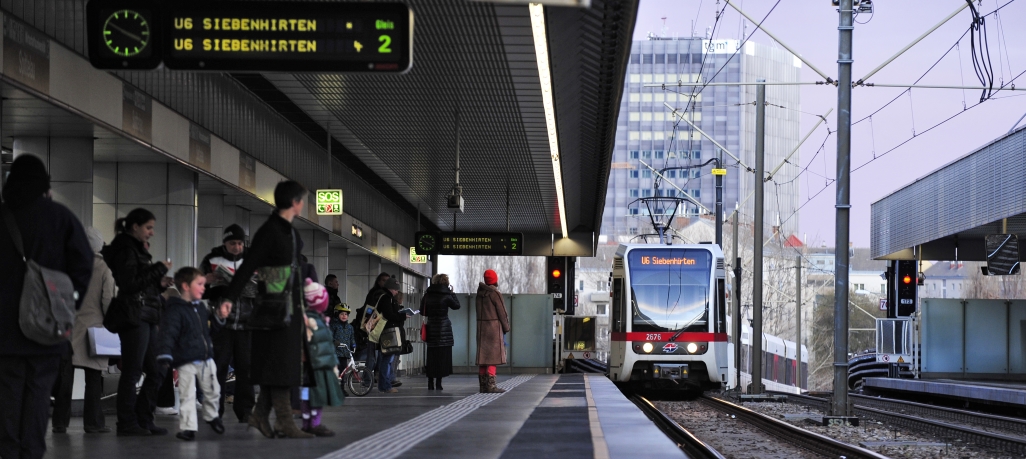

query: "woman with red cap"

left=475, top=269, right=509, bottom=393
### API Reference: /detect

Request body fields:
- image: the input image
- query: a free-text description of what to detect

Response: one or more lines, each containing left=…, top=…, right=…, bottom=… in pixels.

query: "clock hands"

left=107, top=21, right=144, bottom=44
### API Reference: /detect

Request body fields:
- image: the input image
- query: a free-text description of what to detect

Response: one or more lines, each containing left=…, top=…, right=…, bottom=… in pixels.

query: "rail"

left=775, top=392, right=1026, bottom=455
left=700, top=395, right=887, bottom=459
left=630, top=395, right=727, bottom=459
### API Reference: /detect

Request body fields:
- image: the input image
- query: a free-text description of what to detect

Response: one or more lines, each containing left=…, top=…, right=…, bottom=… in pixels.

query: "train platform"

left=46, top=374, right=684, bottom=459
left=864, top=377, right=1026, bottom=407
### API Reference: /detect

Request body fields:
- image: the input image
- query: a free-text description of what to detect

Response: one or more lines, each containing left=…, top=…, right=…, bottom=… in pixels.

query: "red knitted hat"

left=483, top=269, right=498, bottom=285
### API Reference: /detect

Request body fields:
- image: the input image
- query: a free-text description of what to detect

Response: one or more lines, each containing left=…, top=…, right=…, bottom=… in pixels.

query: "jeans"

left=0, top=354, right=61, bottom=459
left=81, top=369, right=105, bottom=429
left=116, top=322, right=166, bottom=431
left=362, top=346, right=378, bottom=388
left=377, top=352, right=395, bottom=392
left=212, top=328, right=254, bottom=421
left=390, top=355, right=400, bottom=383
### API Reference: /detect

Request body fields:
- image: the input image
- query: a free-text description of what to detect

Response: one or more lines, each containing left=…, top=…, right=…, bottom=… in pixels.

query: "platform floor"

left=864, top=377, right=1026, bottom=406
left=45, top=374, right=685, bottom=459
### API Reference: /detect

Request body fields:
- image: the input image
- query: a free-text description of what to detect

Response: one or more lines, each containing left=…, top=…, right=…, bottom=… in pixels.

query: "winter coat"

left=327, top=287, right=342, bottom=310
left=200, top=245, right=255, bottom=329
left=304, top=310, right=345, bottom=408
left=0, top=196, right=93, bottom=356
left=330, top=320, right=355, bottom=361
left=223, top=212, right=305, bottom=386
left=155, top=296, right=224, bottom=367
left=422, top=283, right=460, bottom=348
left=475, top=283, right=509, bottom=366
left=102, top=233, right=168, bottom=325
left=71, top=254, right=116, bottom=371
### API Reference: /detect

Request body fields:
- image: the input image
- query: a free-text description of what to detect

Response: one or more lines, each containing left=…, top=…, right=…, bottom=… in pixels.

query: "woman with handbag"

left=102, top=208, right=172, bottom=436
left=421, top=274, right=460, bottom=390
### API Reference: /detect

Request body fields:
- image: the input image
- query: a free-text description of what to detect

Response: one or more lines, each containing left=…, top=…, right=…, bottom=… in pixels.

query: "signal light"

left=902, top=275, right=912, bottom=284
left=551, top=269, right=562, bottom=279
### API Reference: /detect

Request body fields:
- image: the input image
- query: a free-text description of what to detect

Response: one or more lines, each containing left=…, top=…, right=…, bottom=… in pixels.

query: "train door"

left=608, top=276, right=626, bottom=379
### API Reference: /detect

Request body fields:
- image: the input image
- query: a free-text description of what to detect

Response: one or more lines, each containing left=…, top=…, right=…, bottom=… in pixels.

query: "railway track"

left=630, top=395, right=726, bottom=459
left=777, top=392, right=1026, bottom=455
left=697, top=395, right=887, bottom=459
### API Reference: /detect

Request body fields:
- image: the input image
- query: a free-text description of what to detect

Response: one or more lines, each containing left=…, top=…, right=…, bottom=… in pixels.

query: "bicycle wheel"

left=345, top=370, right=372, bottom=396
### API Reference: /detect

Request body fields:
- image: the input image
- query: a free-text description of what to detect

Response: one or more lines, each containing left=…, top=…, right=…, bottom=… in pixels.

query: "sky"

left=632, top=0, right=1026, bottom=248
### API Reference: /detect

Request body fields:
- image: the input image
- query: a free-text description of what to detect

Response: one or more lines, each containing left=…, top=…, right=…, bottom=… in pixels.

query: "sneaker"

left=176, top=430, right=196, bottom=441
left=155, top=407, right=178, bottom=416
left=379, top=388, right=399, bottom=393
left=117, top=425, right=152, bottom=437
left=392, top=381, right=403, bottom=387
left=207, top=417, right=225, bottom=434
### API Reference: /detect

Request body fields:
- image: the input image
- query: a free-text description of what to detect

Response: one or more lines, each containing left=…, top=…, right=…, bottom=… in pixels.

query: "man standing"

left=201, top=223, right=256, bottom=423
left=354, top=272, right=390, bottom=386
left=325, top=274, right=342, bottom=310
left=220, top=181, right=313, bottom=439
left=0, top=155, right=93, bottom=459
left=372, top=278, right=407, bottom=393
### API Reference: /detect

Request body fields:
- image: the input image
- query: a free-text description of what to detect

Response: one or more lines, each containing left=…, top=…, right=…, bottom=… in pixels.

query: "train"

left=604, top=243, right=807, bottom=394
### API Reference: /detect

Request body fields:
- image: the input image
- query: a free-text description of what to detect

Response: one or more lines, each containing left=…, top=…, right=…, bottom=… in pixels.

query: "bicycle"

left=337, top=344, right=372, bottom=396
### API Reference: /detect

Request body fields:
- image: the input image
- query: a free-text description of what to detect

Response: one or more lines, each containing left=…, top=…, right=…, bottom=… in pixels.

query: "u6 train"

left=605, top=243, right=807, bottom=393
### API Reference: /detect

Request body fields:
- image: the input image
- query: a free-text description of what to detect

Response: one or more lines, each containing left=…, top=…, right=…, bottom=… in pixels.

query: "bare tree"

left=452, top=255, right=545, bottom=295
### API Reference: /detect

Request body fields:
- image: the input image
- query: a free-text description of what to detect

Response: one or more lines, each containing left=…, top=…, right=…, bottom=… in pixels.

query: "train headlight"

left=642, top=342, right=654, bottom=353
left=686, top=343, right=699, bottom=354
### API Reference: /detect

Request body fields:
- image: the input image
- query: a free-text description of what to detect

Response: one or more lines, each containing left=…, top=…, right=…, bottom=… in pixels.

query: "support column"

left=197, top=193, right=226, bottom=262
left=14, top=138, right=94, bottom=226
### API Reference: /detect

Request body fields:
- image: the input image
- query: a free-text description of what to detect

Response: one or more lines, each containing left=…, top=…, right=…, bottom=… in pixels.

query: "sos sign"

left=316, top=189, right=342, bottom=215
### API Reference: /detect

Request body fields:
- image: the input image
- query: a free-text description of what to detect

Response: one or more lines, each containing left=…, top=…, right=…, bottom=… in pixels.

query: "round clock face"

left=103, top=9, right=150, bottom=57
left=418, top=234, right=436, bottom=252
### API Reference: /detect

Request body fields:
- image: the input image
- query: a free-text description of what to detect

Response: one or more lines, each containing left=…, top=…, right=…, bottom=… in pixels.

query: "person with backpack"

left=0, top=155, right=92, bottom=459
left=102, top=207, right=173, bottom=436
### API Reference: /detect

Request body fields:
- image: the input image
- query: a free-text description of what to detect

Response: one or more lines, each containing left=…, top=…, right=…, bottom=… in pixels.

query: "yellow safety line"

left=584, top=375, right=611, bottom=459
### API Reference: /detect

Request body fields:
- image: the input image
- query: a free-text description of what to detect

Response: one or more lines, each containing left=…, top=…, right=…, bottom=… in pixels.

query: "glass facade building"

left=603, top=37, right=802, bottom=240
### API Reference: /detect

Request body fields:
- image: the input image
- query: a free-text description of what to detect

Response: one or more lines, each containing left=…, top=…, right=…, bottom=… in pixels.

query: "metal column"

left=715, top=152, right=724, bottom=246
left=751, top=80, right=766, bottom=394
left=796, top=256, right=802, bottom=390
left=832, top=0, right=854, bottom=417
left=732, top=211, right=741, bottom=389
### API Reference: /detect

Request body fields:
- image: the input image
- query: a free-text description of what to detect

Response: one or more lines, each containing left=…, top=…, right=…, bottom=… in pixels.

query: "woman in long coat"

left=475, top=269, right=509, bottom=393
left=422, top=273, right=460, bottom=390
left=68, top=228, right=116, bottom=433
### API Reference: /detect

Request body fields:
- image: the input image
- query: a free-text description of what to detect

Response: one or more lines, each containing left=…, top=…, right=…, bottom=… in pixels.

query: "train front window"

left=627, top=249, right=712, bottom=333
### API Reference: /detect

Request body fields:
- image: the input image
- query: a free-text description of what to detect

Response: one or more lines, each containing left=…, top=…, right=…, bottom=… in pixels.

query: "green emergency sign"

left=316, top=189, right=342, bottom=215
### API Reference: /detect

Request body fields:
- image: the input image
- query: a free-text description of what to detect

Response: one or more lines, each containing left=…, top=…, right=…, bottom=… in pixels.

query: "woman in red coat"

left=475, top=269, right=509, bottom=393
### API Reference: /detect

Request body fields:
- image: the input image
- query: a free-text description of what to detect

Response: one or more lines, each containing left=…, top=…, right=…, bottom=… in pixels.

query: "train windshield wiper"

left=668, top=313, right=703, bottom=342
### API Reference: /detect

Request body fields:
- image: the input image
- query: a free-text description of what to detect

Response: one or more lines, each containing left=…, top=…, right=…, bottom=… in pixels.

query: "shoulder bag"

left=2, top=205, right=77, bottom=346
left=248, top=228, right=298, bottom=330
left=378, top=326, right=403, bottom=355
left=364, top=295, right=390, bottom=343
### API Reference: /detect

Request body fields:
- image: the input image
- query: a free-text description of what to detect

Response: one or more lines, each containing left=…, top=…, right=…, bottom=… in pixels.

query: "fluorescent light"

left=529, top=3, right=568, bottom=239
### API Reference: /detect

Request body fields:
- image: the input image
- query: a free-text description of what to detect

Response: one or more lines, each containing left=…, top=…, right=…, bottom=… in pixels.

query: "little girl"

left=302, top=279, right=346, bottom=436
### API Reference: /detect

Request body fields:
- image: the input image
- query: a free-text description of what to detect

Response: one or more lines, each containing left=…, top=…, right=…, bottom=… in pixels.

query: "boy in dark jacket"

left=156, top=268, right=230, bottom=441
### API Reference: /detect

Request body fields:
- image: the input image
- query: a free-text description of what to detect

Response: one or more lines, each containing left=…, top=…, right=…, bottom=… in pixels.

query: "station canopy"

left=871, top=126, right=1026, bottom=262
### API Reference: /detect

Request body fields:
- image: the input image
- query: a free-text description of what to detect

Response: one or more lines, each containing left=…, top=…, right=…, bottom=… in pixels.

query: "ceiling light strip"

left=529, top=3, right=568, bottom=239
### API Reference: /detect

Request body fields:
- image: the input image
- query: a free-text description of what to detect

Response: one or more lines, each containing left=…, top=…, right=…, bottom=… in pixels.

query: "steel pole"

left=715, top=153, right=724, bottom=247
left=751, top=80, right=766, bottom=394
left=796, top=256, right=802, bottom=391
left=833, top=0, right=854, bottom=417
left=732, top=211, right=741, bottom=390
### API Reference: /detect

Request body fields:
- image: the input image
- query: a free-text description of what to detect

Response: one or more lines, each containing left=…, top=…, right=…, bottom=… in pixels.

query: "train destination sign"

left=87, top=1, right=413, bottom=72
left=415, top=232, right=524, bottom=256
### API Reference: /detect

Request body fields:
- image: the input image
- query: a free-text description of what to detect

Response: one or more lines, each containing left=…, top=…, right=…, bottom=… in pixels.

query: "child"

left=301, top=279, right=345, bottom=437
left=156, top=267, right=231, bottom=441
left=330, top=303, right=356, bottom=380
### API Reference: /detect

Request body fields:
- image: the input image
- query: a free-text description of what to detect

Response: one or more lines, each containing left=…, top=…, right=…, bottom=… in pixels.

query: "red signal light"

left=902, top=275, right=912, bottom=284
left=551, top=269, right=562, bottom=279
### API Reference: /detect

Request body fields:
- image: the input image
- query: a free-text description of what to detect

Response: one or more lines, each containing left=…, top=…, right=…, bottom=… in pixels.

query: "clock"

left=416, top=233, right=437, bottom=254
left=103, top=9, right=150, bottom=57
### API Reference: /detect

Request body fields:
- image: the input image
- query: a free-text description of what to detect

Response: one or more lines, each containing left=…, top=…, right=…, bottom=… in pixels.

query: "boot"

left=271, top=389, right=313, bottom=439
left=478, top=374, right=488, bottom=393
left=436, top=378, right=444, bottom=391
left=248, top=391, right=274, bottom=439
left=427, top=378, right=435, bottom=390
left=486, top=375, right=506, bottom=393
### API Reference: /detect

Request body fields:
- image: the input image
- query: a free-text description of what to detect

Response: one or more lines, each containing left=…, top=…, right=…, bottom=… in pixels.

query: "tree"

left=808, top=288, right=885, bottom=390
left=451, top=255, right=546, bottom=295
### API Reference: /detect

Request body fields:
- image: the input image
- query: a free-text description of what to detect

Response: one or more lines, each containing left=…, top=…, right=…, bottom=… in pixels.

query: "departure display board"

left=87, top=1, right=413, bottom=72
left=415, top=232, right=524, bottom=256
